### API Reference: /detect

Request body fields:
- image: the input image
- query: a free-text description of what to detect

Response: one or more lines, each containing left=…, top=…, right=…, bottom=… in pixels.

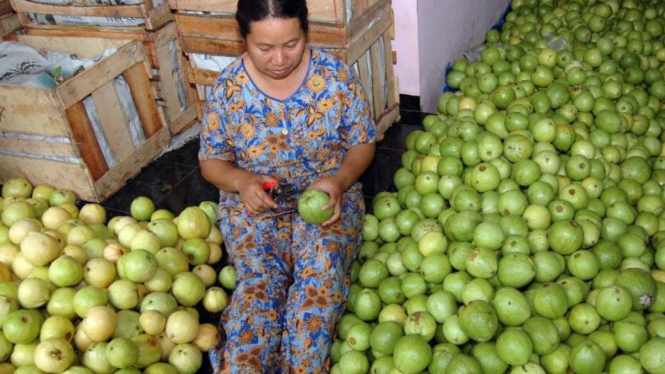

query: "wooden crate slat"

left=174, top=13, right=347, bottom=48
left=0, top=0, right=12, bottom=16
left=0, top=13, right=20, bottom=36
left=0, top=154, right=98, bottom=201
left=346, top=2, right=392, bottom=64
left=382, top=28, right=397, bottom=108
left=94, top=126, right=169, bottom=201
left=188, top=67, right=219, bottom=87
left=18, top=33, right=128, bottom=57
left=356, top=49, right=371, bottom=116
left=65, top=100, right=109, bottom=180
left=168, top=0, right=345, bottom=26
left=122, top=62, right=164, bottom=138
left=181, top=36, right=245, bottom=56
left=11, top=0, right=172, bottom=31
left=166, top=105, right=197, bottom=134
left=0, top=86, right=71, bottom=137
left=154, top=23, right=184, bottom=126
left=369, top=38, right=385, bottom=119
left=375, top=104, right=399, bottom=141
left=25, top=26, right=160, bottom=69
left=11, top=0, right=147, bottom=18
left=0, top=136, right=79, bottom=158
left=91, top=80, right=135, bottom=161
left=144, top=1, right=173, bottom=30
left=56, top=41, right=145, bottom=108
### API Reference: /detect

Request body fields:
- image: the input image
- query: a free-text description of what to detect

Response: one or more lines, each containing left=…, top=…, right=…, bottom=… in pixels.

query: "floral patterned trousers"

left=210, top=189, right=364, bottom=374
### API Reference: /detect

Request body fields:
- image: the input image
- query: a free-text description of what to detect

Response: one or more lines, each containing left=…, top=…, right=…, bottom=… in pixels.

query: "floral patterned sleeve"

left=341, top=70, right=377, bottom=148
left=198, top=79, right=236, bottom=162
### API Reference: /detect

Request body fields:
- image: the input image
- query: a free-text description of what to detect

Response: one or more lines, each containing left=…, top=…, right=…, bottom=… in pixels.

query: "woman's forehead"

left=247, top=16, right=303, bottom=40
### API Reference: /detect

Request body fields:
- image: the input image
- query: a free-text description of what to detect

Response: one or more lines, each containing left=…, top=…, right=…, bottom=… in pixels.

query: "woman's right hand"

left=234, top=173, right=279, bottom=215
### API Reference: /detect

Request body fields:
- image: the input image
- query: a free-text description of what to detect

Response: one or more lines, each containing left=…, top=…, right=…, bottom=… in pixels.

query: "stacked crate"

left=10, top=0, right=198, bottom=135
left=169, top=0, right=400, bottom=139
left=0, top=35, right=170, bottom=202
left=1, top=0, right=20, bottom=40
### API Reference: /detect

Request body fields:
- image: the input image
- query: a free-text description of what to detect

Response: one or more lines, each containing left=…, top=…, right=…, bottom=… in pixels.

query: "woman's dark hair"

left=236, top=0, right=309, bottom=39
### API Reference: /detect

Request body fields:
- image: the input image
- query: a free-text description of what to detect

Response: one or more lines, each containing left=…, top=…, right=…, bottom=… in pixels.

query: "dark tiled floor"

left=98, top=95, right=428, bottom=216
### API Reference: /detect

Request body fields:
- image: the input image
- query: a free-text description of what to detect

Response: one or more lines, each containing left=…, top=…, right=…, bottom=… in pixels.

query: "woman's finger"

left=322, top=201, right=342, bottom=227
left=321, top=193, right=339, bottom=211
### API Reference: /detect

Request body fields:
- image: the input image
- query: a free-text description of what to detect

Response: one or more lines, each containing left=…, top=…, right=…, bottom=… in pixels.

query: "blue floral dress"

left=199, top=48, right=376, bottom=374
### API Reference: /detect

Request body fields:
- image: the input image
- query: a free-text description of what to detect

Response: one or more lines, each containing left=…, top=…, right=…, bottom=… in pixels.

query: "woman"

left=198, top=0, right=377, bottom=372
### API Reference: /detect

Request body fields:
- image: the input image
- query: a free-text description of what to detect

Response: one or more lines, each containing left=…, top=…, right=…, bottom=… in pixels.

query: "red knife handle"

left=262, top=181, right=278, bottom=191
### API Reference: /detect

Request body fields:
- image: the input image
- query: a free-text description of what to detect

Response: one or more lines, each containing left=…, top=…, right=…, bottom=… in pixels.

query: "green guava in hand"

left=298, top=189, right=334, bottom=225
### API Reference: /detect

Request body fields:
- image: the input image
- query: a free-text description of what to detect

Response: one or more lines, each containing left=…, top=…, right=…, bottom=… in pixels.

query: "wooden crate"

left=24, top=21, right=199, bottom=135
left=1, top=13, right=20, bottom=40
left=169, top=0, right=382, bottom=28
left=0, top=36, right=170, bottom=202
left=178, top=0, right=399, bottom=139
left=10, top=0, right=172, bottom=32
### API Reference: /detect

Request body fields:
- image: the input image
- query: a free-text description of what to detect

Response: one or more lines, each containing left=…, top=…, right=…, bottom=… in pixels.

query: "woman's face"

left=245, top=16, right=308, bottom=80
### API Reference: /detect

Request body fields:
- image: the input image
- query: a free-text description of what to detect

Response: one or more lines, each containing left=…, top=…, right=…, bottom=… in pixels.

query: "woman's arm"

left=200, top=159, right=278, bottom=213
left=332, top=143, right=376, bottom=191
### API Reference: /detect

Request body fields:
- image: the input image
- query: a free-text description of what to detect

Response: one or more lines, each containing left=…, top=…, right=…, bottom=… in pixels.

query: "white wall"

left=392, top=0, right=420, bottom=96
left=391, top=0, right=511, bottom=112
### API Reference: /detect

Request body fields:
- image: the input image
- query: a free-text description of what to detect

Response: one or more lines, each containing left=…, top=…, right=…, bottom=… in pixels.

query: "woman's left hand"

left=309, top=176, right=345, bottom=227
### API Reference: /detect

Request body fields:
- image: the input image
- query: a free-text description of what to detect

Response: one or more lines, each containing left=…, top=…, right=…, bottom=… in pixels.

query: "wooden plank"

left=154, top=26, right=181, bottom=124
left=168, top=105, right=198, bottom=135
left=144, top=2, right=172, bottom=30
left=175, top=14, right=347, bottom=48
left=94, top=126, right=169, bottom=201
left=0, top=0, right=12, bottom=16
left=24, top=27, right=161, bottom=68
left=24, top=26, right=152, bottom=42
left=91, top=81, right=134, bottom=161
left=168, top=0, right=236, bottom=13
left=174, top=13, right=239, bottom=41
left=153, top=20, right=177, bottom=47
left=195, top=99, right=203, bottom=120
left=0, top=86, right=71, bottom=136
left=0, top=137, right=79, bottom=158
left=375, top=104, right=399, bottom=141
left=307, top=0, right=345, bottom=25
left=56, top=41, right=144, bottom=108
left=0, top=13, right=20, bottom=35
left=18, top=20, right=147, bottom=33
left=382, top=29, right=397, bottom=107
left=350, top=0, right=370, bottom=26
left=188, top=67, right=221, bottom=86
left=65, top=101, right=109, bottom=181
left=181, top=36, right=245, bottom=56
left=0, top=154, right=97, bottom=201
left=369, top=39, right=385, bottom=117
left=122, top=63, right=164, bottom=138
left=11, top=0, right=147, bottom=18
left=345, top=1, right=392, bottom=64
left=169, top=0, right=346, bottom=25
left=356, top=50, right=372, bottom=117
left=178, top=47, right=199, bottom=119
left=18, top=34, right=129, bottom=57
